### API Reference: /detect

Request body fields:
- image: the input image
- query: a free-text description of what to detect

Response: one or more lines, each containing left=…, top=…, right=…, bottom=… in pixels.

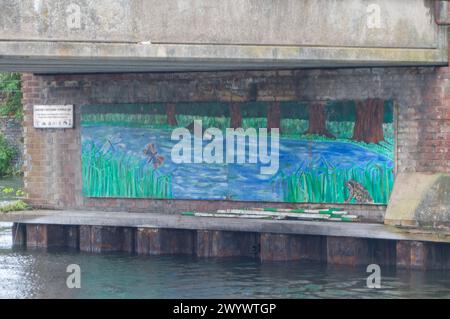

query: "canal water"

left=1, top=223, right=450, bottom=299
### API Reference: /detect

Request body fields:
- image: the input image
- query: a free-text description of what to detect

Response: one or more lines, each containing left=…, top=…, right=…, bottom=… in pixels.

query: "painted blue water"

left=82, top=126, right=393, bottom=201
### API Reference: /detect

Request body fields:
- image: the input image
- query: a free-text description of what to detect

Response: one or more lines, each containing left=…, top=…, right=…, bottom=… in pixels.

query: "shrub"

left=0, top=73, right=23, bottom=120
left=0, top=200, right=29, bottom=213
left=0, top=134, right=16, bottom=176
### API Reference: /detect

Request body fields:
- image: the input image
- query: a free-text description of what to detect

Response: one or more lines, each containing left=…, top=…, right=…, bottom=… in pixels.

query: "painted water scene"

left=81, top=100, right=394, bottom=204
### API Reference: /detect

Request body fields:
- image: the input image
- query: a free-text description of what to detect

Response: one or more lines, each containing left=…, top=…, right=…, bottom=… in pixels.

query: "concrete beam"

left=0, top=42, right=446, bottom=74
left=0, top=0, right=443, bottom=48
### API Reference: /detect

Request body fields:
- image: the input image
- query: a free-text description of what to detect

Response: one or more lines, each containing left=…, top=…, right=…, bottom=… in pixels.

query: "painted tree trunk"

left=305, top=102, right=334, bottom=138
left=166, top=103, right=178, bottom=126
left=267, top=102, right=281, bottom=132
left=352, top=99, right=385, bottom=144
left=229, top=103, right=242, bottom=128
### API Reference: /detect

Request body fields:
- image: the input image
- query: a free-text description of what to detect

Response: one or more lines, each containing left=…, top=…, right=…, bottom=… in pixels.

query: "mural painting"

left=81, top=100, right=394, bottom=204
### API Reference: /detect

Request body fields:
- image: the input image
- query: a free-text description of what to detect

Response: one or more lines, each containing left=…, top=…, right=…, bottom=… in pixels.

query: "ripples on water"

left=1, top=222, right=450, bottom=299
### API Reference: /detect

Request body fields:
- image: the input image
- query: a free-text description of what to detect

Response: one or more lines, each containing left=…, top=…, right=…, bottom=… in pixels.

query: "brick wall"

left=20, top=68, right=450, bottom=219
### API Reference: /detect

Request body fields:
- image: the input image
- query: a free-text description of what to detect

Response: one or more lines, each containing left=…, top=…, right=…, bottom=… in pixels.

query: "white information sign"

left=33, top=105, right=73, bottom=128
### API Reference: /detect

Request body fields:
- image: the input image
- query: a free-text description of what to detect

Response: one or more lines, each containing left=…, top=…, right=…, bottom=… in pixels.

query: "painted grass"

left=82, top=113, right=170, bottom=128
left=282, top=157, right=394, bottom=204
left=82, top=141, right=172, bottom=198
left=327, top=121, right=354, bottom=139
left=281, top=119, right=309, bottom=136
left=242, top=118, right=267, bottom=131
left=175, top=115, right=230, bottom=131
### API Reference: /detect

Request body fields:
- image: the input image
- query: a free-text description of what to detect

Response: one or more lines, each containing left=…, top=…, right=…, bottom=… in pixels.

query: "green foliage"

left=0, top=73, right=23, bottom=120
left=15, top=189, right=26, bottom=197
left=0, top=185, right=26, bottom=201
left=82, top=141, right=172, bottom=198
left=0, top=134, right=16, bottom=176
left=0, top=200, right=29, bottom=213
left=2, top=187, right=14, bottom=194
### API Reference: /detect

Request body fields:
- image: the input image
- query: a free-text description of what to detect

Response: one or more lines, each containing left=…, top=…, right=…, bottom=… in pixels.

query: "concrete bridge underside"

left=0, top=0, right=448, bottom=73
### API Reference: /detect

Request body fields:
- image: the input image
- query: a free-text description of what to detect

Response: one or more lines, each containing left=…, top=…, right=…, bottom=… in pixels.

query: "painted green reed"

left=282, top=157, right=394, bottom=204
left=82, top=141, right=172, bottom=199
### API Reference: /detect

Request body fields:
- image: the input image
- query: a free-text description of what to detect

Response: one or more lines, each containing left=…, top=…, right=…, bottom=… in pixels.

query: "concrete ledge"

left=0, top=210, right=63, bottom=223
left=12, top=210, right=450, bottom=243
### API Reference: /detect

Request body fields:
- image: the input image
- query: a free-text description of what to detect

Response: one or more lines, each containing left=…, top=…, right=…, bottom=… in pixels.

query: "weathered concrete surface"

left=10, top=210, right=450, bottom=244
left=0, top=210, right=63, bottom=222
left=0, top=0, right=442, bottom=47
left=416, top=174, right=450, bottom=226
left=0, top=0, right=447, bottom=72
left=385, top=173, right=450, bottom=228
